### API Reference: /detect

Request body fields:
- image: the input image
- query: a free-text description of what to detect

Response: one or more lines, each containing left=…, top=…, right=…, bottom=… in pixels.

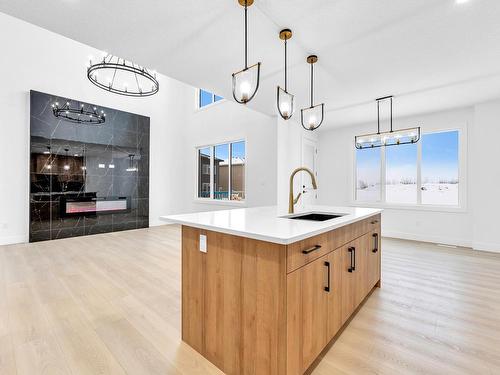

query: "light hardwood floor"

left=1, top=225, right=499, bottom=375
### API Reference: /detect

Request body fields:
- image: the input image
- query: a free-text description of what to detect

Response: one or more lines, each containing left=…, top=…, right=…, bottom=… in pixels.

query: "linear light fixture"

left=355, top=96, right=420, bottom=149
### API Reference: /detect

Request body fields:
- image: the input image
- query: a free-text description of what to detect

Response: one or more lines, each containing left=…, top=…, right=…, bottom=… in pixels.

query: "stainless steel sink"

left=283, top=212, right=346, bottom=222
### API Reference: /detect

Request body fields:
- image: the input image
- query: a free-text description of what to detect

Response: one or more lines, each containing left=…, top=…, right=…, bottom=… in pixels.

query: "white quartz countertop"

left=160, top=205, right=382, bottom=245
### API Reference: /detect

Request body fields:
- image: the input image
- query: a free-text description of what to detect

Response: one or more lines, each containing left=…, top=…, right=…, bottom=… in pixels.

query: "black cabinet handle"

left=348, top=247, right=355, bottom=272
left=324, top=261, right=330, bottom=292
left=371, top=220, right=379, bottom=225
left=353, top=247, right=356, bottom=271
left=302, top=244, right=321, bottom=255
left=372, top=233, right=379, bottom=253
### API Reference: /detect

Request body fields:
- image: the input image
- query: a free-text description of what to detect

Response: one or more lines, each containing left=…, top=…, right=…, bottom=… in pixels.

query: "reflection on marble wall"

left=29, top=90, right=150, bottom=242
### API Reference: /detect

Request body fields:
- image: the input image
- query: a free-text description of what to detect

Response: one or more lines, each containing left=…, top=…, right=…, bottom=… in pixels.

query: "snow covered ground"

left=356, top=183, right=458, bottom=205
left=421, top=183, right=458, bottom=205
left=356, top=185, right=380, bottom=202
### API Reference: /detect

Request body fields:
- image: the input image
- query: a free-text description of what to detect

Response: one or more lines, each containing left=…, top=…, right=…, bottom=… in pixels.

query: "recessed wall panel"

left=29, top=90, right=150, bottom=242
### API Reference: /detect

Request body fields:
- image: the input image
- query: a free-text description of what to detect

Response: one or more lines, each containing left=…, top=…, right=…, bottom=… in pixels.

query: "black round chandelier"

left=87, top=54, right=159, bottom=97
left=52, top=101, right=106, bottom=125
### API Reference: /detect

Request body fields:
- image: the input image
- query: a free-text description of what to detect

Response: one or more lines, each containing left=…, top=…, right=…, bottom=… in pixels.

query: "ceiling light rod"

left=244, top=1, right=248, bottom=69
left=282, top=29, right=290, bottom=91
left=232, top=0, right=261, bottom=104
left=300, top=55, right=325, bottom=131
left=310, top=57, right=314, bottom=107
left=277, top=28, right=295, bottom=120
left=355, top=95, right=420, bottom=149
left=375, top=95, right=393, bottom=134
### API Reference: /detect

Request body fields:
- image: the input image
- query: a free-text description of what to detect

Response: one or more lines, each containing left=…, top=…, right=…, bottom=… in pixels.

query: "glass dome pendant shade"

left=232, top=0, right=261, bottom=104
left=277, top=29, right=295, bottom=120
left=354, top=96, right=421, bottom=149
left=300, top=55, right=325, bottom=131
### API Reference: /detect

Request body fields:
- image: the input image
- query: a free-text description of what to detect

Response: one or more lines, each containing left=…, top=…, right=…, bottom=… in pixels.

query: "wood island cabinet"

left=181, top=214, right=381, bottom=375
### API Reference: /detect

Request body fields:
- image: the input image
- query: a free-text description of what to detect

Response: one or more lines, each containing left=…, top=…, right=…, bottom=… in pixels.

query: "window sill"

left=350, top=201, right=467, bottom=213
left=193, top=198, right=247, bottom=207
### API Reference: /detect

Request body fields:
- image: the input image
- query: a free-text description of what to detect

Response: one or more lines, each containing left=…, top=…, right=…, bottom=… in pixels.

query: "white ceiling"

left=2, top=0, right=500, bottom=129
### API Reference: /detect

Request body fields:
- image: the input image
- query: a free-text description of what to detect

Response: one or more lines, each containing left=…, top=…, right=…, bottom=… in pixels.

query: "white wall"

left=0, top=12, right=277, bottom=244
left=180, top=98, right=277, bottom=213
left=470, top=100, right=500, bottom=252
left=276, top=117, right=319, bottom=210
left=317, top=104, right=500, bottom=253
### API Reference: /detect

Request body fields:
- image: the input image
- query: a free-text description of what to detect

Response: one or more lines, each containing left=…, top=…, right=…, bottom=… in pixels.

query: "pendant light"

left=43, top=145, right=53, bottom=171
left=277, top=29, right=294, bottom=120
left=355, top=96, right=420, bottom=149
left=63, top=148, right=70, bottom=171
left=126, top=154, right=138, bottom=172
left=232, top=0, right=261, bottom=104
left=300, top=55, right=324, bottom=131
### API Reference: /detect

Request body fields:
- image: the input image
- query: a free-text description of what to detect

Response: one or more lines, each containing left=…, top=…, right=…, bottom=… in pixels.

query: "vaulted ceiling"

left=1, top=0, right=500, bottom=129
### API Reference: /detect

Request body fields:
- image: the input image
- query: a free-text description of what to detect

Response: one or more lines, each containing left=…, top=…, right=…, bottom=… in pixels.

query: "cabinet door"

left=354, top=237, right=368, bottom=308
left=326, top=249, right=343, bottom=341
left=287, top=254, right=329, bottom=374
left=341, top=240, right=357, bottom=324
left=366, top=229, right=381, bottom=292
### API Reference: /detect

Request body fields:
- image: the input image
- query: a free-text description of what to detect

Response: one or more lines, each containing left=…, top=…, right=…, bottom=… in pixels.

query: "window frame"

left=195, top=139, right=247, bottom=206
left=195, top=88, right=225, bottom=111
left=352, top=127, right=466, bottom=212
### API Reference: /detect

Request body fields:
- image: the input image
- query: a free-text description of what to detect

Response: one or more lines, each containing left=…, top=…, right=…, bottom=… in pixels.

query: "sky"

left=386, top=143, right=416, bottom=183
left=201, top=141, right=245, bottom=162
left=357, top=130, right=459, bottom=185
left=421, top=131, right=459, bottom=182
left=356, top=147, right=380, bottom=184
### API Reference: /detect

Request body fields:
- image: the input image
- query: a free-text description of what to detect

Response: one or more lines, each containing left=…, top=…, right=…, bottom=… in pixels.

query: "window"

left=198, top=89, right=224, bottom=108
left=386, top=143, right=417, bottom=204
left=231, top=141, right=246, bottom=201
left=356, top=148, right=381, bottom=202
left=355, top=130, right=460, bottom=207
left=197, top=140, right=246, bottom=202
left=198, top=147, right=211, bottom=198
left=421, top=131, right=459, bottom=205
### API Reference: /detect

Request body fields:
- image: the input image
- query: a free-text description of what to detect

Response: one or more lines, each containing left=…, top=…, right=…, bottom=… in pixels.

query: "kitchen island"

left=161, top=205, right=382, bottom=375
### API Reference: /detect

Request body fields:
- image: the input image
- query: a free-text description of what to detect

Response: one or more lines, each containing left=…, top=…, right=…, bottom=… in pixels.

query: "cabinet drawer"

left=287, top=232, right=331, bottom=273
left=329, top=214, right=381, bottom=250
left=287, top=214, right=381, bottom=274
left=366, top=214, right=381, bottom=233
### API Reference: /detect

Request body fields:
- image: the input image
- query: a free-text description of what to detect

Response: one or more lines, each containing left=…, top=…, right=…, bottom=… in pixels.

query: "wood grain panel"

left=366, top=228, right=382, bottom=293
left=354, top=236, right=369, bottom=308
left=182, top=226, right=287, bottom=375
left=340, top=241, right=357, bottom=325
left=326, top=248, right=343, bottom=341
left=286, top=232, right=331, bottom=273
left=181, top=226, right=205, bottom=353
left=287, top=214, right=382, bottom=274
left=286, top=254, right=329, bottom=375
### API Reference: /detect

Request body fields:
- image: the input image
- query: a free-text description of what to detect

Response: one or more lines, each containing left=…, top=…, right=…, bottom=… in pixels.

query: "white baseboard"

left=382, top=230, right=472, bottom=248
left=472, top=241, right=500, bottom=253
left=149, top=220, right=173, bottom=227
left=0, top=234, right=27, bottom=246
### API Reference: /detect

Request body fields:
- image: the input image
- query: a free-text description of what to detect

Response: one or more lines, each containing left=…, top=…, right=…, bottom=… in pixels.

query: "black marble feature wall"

left=30, top=90, right=150, bottom=242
